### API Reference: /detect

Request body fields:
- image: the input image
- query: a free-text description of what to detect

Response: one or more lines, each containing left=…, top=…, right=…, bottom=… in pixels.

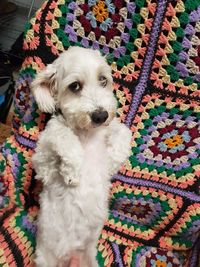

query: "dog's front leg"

left=59, top=157, right=81, bottom=186
left=106, top=118, right=132, bottom=176
left=52, top=128, right=84, bottom=186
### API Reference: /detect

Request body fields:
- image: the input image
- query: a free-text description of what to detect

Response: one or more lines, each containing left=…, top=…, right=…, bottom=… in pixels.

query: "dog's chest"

left=70, top=128, right=110, bottom=226
left=79, top=127, right=109, bottom=180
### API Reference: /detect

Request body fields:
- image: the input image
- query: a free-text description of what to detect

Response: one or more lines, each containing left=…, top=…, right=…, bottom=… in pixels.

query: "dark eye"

left=99, top=76, right=108, bottom=87
left=68, top=82, right=82, bottom=93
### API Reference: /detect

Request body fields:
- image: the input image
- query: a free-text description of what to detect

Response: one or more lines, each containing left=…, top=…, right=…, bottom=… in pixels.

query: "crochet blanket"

left=0, top=0, right=200, bottom=266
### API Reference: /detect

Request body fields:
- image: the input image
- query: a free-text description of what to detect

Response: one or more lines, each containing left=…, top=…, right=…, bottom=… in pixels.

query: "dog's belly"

left=38, top=180, right=109, bottom=254
left=66, top=182, right=109, bottom=247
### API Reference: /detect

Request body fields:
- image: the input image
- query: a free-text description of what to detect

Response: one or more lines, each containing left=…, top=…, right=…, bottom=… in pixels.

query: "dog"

left=31, top=47, right=132, bottom=267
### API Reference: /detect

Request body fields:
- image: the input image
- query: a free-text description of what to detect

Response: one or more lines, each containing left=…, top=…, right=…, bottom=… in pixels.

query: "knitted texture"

left=0, top=0, right=200, bottom=266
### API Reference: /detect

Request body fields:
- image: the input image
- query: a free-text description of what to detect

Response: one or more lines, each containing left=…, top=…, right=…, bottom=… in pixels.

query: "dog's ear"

left=31, top=64, right=57, bottom=113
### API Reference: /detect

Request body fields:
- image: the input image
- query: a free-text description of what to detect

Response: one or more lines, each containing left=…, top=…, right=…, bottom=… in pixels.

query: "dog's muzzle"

left=91, top=110, right=108, bottom=124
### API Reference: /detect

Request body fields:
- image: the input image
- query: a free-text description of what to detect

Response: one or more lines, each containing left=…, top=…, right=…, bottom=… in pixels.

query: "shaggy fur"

left=31, top=47, right=132, bottom=267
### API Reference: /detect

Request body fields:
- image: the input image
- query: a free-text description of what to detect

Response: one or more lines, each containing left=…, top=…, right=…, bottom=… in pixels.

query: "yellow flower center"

left=156, top=259, right=167, bottom=267
left=164, top=134, right=183, bottom=149
left=93, top=1, right=109, bottom=22
left=132, top=206, right=141, bottom=213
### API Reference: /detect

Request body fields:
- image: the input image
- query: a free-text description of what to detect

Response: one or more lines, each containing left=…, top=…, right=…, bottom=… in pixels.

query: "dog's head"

left=31, top=47, right=117, bottom=130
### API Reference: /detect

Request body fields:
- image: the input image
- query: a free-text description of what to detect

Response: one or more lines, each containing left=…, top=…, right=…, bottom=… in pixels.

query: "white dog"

left=31, top=47, right=132, bottom=267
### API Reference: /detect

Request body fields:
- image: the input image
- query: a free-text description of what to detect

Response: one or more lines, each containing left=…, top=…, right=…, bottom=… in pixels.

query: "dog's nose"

left=91, top=110, right=108, bottom=124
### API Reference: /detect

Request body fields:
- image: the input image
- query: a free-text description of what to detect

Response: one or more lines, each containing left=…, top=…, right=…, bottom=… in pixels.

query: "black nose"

left=91, top=110, right=108, bottom=124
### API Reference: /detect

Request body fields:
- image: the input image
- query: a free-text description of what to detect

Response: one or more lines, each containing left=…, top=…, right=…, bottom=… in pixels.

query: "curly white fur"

left=31, top=47, right=132, bottom=267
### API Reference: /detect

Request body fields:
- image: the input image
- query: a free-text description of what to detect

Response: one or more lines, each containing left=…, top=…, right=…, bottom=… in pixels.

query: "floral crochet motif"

left=93, top=1, right=109, bottom=22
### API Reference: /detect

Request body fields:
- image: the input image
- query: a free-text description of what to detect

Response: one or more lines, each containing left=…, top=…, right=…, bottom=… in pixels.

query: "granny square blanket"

left=0, top=0, right=200, bottom=266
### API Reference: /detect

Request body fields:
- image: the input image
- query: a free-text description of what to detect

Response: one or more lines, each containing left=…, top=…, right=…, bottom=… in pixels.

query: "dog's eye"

left=99, top=76, right=108, bottom=87
left=68, top=82, right=82, bottom=93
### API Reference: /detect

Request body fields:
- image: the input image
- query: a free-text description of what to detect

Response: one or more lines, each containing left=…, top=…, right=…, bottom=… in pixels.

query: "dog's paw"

left=64, top=176, right=80, bottom=186
left=106, top=118, right=131, bottom=147
left=59, top=162, right=80, bottom=186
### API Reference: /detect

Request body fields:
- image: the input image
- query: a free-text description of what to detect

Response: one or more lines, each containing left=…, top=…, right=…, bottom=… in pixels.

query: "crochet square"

left=126, top=93, right=200, bottom=189
left=150, top=0, right=200, bottom=97
left=64, top=0, right=155, bottom=73
left=65, top=0, right=136, bottom=51
left=24, top=0, right=158, bottom=76
left=105, top=180, right=184, bottom=244
left=132, top=246, right=185, bottom=267
left=97, top=241, right=187, bottom=267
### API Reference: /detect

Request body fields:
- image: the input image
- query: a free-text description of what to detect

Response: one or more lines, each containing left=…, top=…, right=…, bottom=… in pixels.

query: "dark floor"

left=0, top=4, right=35, bottom=51
left=0, top=4, right=36, bottom=130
